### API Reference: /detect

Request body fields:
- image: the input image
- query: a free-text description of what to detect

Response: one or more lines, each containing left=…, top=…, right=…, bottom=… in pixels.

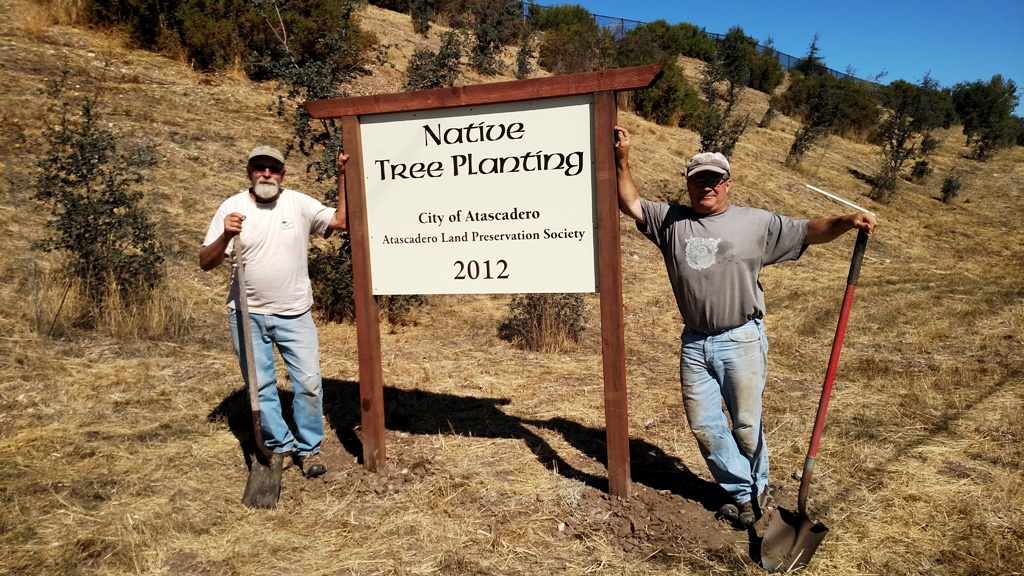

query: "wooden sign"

left=306, top=65, right=662, bottom=497
left=359, top=94, right=598, bottom=295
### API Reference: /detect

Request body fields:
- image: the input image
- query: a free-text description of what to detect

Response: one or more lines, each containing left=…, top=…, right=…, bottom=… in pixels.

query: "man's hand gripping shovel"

left=235, top=237, right=286, bottom=509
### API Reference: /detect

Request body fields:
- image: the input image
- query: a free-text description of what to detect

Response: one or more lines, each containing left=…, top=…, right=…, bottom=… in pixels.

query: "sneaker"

left=718, top=503, right=740, bottom=523
left=296, top=453, right=326, bottom=478
left=738, top=500, right=756, bottom=527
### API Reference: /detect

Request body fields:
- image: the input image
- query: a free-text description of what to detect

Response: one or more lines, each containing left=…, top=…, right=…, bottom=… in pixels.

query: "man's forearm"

left=616, top=160, right=644, bottom=223
left=805, top=214, right=866, bottom=245
left=199, top=234, right=231, bottom=270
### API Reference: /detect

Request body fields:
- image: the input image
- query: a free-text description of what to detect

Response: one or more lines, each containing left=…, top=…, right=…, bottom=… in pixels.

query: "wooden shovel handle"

left=234, top=237, right=274, bottom=460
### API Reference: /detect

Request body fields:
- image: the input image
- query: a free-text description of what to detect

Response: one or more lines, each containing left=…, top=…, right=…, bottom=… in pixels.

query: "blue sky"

left=563, top=0, right=1024, bottom=114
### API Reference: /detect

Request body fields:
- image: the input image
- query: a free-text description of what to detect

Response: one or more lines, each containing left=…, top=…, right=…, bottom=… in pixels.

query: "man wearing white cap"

left=200, top=146, right=348, bottom=479
left=613, top=126, right=876, bottom=528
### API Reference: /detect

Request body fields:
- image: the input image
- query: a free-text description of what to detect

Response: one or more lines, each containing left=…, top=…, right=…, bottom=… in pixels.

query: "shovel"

left=761, top=229, right=869, bottom=572
left=235, top=238, right=286, bottom=509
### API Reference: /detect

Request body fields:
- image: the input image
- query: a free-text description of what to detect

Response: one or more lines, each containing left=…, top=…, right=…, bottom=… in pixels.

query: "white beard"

left=253, top=180, right=280, bottom=200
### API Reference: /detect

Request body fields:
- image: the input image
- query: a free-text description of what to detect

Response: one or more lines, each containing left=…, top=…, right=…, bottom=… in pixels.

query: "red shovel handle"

left=798, top=229, right=869, bottom=513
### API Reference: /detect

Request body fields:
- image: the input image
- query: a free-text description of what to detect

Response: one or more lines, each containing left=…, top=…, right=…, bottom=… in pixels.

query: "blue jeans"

left=680, top=318, right=769, bottom=505
left=229, top=308, right=324, bottom=456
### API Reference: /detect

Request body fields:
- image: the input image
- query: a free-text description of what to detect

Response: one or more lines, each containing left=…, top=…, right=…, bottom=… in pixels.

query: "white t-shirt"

left=203, top=189, right=336, bottom=315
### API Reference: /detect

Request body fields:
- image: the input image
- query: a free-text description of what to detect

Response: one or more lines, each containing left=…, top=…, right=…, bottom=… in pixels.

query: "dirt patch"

left=297, top=429, right=766, bottom=570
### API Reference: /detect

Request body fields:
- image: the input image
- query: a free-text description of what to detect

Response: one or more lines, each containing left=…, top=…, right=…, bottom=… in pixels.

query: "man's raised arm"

left=614, top=126, right=644, bottom=224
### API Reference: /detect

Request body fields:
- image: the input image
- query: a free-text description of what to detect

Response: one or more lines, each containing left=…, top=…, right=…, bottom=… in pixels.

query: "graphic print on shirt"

left=685, top=237, right=720, bottom=270
left=280, top=217, right=295, bottom=230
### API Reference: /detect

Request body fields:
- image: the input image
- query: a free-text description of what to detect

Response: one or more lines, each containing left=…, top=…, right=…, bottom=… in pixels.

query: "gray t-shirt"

left=638, top=198, right=808, bottom=333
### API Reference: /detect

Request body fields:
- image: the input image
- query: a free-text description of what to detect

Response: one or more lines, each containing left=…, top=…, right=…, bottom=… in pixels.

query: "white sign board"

left=359, top=94, right=598, bottom=295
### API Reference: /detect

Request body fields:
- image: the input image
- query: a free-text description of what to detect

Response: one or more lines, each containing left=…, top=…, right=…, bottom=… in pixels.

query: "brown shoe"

left=296, top=453, right=326, bottom=478
left=718, top=503, right=740, bottom=523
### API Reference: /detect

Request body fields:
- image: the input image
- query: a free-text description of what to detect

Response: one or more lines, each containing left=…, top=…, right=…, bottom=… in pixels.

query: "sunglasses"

left=688, top=173, right=729, bottom=187
left=250, top=163, right=284, bottom=175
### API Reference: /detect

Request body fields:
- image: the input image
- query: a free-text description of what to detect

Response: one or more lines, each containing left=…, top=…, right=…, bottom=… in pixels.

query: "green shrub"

left=691, top=47, right=750, bottom=156
left=786, top=124, right=827, bottom=167
left=694, top=102, right=749, bottom=157
left=667, top=22, right=717, bottom=61
left=498, top=293, right=587, bottom=352
left=777, top=73, right=879, bottom=139
left=869, top=76, right=949, bottom=202
left=616, top=20, right=715, bottom=67
left=80, top=0, right=377, bottom=80
left=615, top=20, right=665, bottom=68
left=793, top=34, right=828, bottom=77
left=632, top=59, right=699, bottom=126
left=748, top=38, right=785, bottom=94
left=405, top=30, right=465, bottom=90
left=869, top=163, right=899, bottom=204
left=380, top=294, right=429, bottom=327
left=758, top=93, right=780, bottom=128
left=536, top=15, right=613, bottom=74
left=308, top=240, right=426, bottom=326
left=779, top=36, right=881, bottom=141
left=308, top=242, right=355, bottom=323
left=469, top=0, right=523, bottom=74
left=952, top=74, right=1021, bottom=159
left=785, top=79, right=839, bottom=166
left=717, top=26, right=756, bottom=97
left=920, top=133, right=940, bottom=155
left=411, top=0, right=432, bottom=35
left=368, top=0, right=410, bottom=10
left=527, top=3, right=592, bottom=31
left=940, top=175, right=962, bottom=203
left=515, top=21, right=534, bottom=79
left=174, top=0, right=248, bottom=70
left=81, top=0, right=173, bottom=48
left=527, top=3, right=616, bottom=75
left=34, top=73, right=163, bottom=320
left=910, top=160, right=932, bottom=182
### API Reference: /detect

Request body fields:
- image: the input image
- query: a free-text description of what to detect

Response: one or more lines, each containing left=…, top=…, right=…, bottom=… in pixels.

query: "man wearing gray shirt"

left=613, top=126, right=876, bottom=528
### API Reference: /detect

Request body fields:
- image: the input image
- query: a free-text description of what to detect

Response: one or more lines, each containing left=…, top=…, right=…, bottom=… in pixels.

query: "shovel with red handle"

left=760, top=229, right=869, bottom=572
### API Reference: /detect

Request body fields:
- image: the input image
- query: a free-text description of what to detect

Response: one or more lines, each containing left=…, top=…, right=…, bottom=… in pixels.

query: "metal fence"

left=529, top=3, right=862, bottom=82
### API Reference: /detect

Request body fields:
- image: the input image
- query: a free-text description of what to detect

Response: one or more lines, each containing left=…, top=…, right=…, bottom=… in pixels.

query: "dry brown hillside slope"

left=1, top=1, right=1022, bottom=575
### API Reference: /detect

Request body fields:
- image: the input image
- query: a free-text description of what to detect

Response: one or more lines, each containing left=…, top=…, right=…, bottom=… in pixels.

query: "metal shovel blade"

left=241, top=451, right=285, bottom=509
left=761, top=507, right=829, bottom=572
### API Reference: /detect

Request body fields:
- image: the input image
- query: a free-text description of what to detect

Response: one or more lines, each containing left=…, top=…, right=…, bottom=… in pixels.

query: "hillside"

left=1, top=2, right=1022, bottom=575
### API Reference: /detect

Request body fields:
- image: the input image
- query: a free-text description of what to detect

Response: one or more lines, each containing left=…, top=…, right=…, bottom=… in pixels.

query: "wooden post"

left=341, top=116, right=386, bottom=470
left=593, top=91, right=630, bottom=497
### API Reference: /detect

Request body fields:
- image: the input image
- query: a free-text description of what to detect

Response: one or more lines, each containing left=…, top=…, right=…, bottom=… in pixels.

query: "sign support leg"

left=342, top=115, right=387, bottom=471
left=594, top=91, right=631, bottom=497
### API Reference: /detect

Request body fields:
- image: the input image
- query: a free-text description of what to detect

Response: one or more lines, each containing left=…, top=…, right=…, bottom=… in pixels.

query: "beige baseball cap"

left=247, top=145, right=285, bottom=165
left=686, top=152, right=730, bottom=178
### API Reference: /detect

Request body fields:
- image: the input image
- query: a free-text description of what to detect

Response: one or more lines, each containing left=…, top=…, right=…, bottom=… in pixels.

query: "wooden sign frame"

left=305, top=65, right=661, bottom=497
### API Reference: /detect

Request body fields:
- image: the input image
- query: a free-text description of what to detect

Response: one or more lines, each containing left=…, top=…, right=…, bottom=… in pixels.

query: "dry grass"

left=1, top=1, right=1023, bottom=575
